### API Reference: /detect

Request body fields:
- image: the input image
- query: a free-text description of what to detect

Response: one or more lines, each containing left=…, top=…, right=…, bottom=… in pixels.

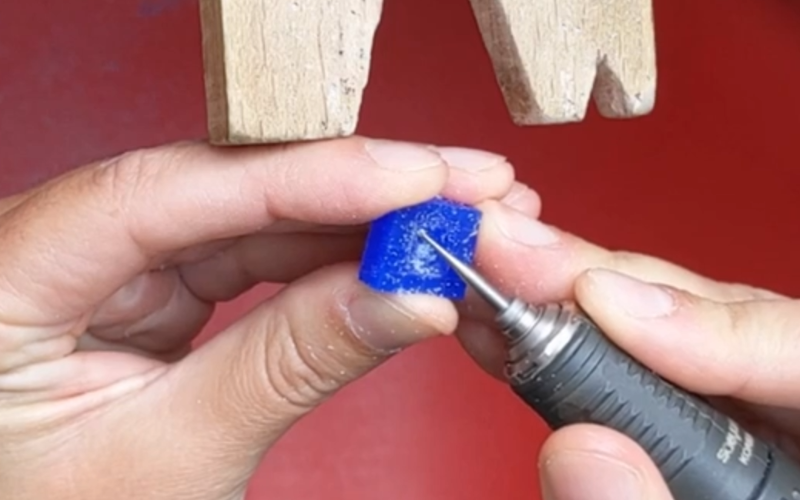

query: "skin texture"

left=0, top=137, right=519, bottom=499
left=0, top=136, right=797, bottom=500
left=454, top=203, right=800, bottom=500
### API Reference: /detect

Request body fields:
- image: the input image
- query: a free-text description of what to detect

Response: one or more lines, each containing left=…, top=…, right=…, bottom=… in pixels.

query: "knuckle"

left=89, top=149, right=155, bottom=215
left=89, top=144, right=194, bottom=210
left=718, top=281, right=786, bottom=302
left=86, top=144, right=195, bottom=253
left=235, top=156, right=282, bottom=224
left=260, top=311, right=341, bottom=411
left=715, top=301, right=759, bottom=394
left=720, top=301, right=751, bottom=341
left=605, top=250, right=646, bottom=272
left=237, top=141, right=374, bottom=222
left=716, top=282, right=756, bottom=301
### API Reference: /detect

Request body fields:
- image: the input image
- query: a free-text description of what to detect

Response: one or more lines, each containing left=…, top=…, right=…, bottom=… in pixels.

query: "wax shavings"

left=358, top=196, right=482, bottom=300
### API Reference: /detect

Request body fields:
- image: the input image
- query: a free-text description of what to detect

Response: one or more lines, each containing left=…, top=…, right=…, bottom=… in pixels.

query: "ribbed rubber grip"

left=512, top=315, right=800, bottom=500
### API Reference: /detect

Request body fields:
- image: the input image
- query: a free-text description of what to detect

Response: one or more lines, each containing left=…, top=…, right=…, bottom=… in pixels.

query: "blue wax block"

left=358, top=196, right=482, bottom=300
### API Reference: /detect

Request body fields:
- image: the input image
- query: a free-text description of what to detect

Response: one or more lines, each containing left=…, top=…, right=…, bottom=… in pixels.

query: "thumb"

left=152, top=263, right=455, bottom=469
left=539, top=424, right=674, bottom=500
left=574, top=268, right=800, bottom=408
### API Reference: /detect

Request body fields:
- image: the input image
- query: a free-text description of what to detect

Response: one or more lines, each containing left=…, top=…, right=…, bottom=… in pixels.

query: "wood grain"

left=469, top=0, right=657, bottom=125
left=199, top=0, right=383, bottom=145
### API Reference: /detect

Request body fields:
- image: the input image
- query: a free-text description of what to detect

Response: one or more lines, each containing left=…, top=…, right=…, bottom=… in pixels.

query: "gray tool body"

left=416, top=230, right=800, bottom=500
left=503, top=300, right=800, bottom=500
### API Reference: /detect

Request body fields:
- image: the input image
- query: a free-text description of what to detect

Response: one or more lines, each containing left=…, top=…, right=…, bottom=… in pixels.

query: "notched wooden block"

left=469, top=0, right=657, bottom=125
left=200, top=0, right=383, bottom=145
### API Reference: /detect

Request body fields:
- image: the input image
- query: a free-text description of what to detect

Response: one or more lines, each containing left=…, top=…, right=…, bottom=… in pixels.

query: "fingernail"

left=500, top=183, right=540, bottom=214
left=542, top=451, right=643, bottom=500
left=344, top=292, right=447, bottom=353
left=365, top=140, right=443, bottom=171
left=493, top=203, right=558, bottom=246
left=587, top=269, right=676, bottom=318
left=434, top=146, right=506, bottom=172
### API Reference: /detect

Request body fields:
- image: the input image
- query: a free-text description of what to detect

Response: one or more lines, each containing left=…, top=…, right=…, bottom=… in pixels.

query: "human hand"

left=455, top=194, right=800, bottom=500
left=0, top=137, right=521, bottom=500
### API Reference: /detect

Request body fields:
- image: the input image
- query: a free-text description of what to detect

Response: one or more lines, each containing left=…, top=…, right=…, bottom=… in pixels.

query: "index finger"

left=0, top=137, right=509, bottom=326
left=469, top=200, right=783, bottom=305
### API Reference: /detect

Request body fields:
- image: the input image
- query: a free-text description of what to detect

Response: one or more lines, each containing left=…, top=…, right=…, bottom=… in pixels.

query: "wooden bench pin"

left=199, top=0, right=657, bottom=145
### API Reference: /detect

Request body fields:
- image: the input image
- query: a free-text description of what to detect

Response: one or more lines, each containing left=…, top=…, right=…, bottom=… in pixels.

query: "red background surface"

left=2, top=0, right=799, bottom=498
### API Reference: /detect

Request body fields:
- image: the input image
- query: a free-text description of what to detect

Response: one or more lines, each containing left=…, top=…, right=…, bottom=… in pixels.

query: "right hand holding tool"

left=455, top=198, right=800, bottom=500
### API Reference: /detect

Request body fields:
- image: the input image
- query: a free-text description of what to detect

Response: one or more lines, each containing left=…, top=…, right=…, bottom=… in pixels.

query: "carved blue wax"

left=358, top=196, right=482, bottom=300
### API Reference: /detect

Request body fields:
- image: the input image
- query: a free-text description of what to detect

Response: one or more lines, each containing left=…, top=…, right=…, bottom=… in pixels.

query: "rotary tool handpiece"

left=414, top=229, right=800, bottom=499
left=502, top=300, right=800, bottom=500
